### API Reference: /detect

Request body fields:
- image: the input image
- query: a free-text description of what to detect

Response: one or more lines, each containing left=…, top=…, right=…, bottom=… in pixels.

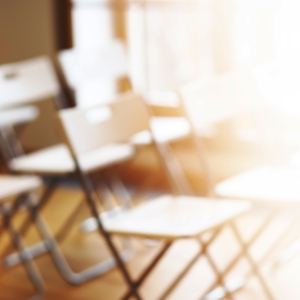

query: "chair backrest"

left=249, top=61, right=300, bottom=161
left=179, top=67, right=290, bottom=165
left=0, top=56, right=60, bottom=109
left=178, top=69, right=257, bottom=133
left=251, top=61, right=300, bottom=116
left=58, top=92, right=150, bottom=156
left=58, top=39, right=128, bottom=107
left=0, top=56, right=64, bottom=151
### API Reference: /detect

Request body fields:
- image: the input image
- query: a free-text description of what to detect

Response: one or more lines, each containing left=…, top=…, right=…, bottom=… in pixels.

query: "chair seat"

left=9, top=143, right=135, bottom=175
left=131, top=117, right=191, bottom=145
left=9, top=144, right=74, bottom=174
left=79, top=143, right=135, bottom=172
left=0, top=175, right=42, bottom=200
left=104, top=195, right=251, bottom=240
left=216, top=165, right=300, bottom=203
left=0, top=106, right=39, bottom=127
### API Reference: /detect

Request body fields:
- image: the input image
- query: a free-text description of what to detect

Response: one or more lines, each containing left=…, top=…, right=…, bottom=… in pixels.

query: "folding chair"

left=0, top=106, right=39, bottom=167
left=249, top=61, right=300, bottom=161
left=58, top=39, right=193, bottom=196
left=248, top=61, right=300, bottom=272
left=57, top=90, right=255, bottom=300
left=0, top=174, right=43, bottom=299
left=0, top=56, right=66, bottom=150
left=0, top=57, right=136, bottom=284
left=178, top=69, right=300, bottom=299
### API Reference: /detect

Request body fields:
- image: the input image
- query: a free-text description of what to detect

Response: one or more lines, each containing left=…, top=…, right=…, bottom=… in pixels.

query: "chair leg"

left=258, top=212, right=300, bottom=269
left=7, top=222, right=44, bottom=299
left=104, top=168, right=133, bottom=209
left=33, top=213, right=134, bottom=285
left=270, top=213, right=300, bottom=270
left=76, top=165, right=142, bottom=299
left=191, top=135, right=216, bottom=197
left=3, top=177, right=59, bottom=261
left=122, top=241, right=173, bottom=300
left=104, top=168, right=161, bottom=249
left=125, top=223, right=236, bottom=300
left=81, top=171, right=136, bottom=264
left=158, top=226, right=225, bottom=300
left=203, top=208, right=278, bottom=300
left=2, top=199, right=44, bottom=299
left=229, top=221, right=275, bottom=300
left=5, top=177, right=59, bottom=250
left=273, top=240, right=300, bottom=270
left=154, top=141, right=193, bottom=195
left=201, top=238, right=234, bottom=300
left=4, top=175, right=134, bottom=285
left=4, top=198, right=85, bottom=267
left=81, top=171, right=131, bottom=233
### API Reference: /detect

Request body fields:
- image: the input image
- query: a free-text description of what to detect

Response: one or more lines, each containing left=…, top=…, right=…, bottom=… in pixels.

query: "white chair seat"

left=0, top=175, right=42, bottom=200
left=9, top=144, right=74, bottom=175
left=104, top=195, right=251, bottom=240
left=9, top=143, right=135, bottom=175
left=0, top=106, right=39, bottom=128
left=216, top=165, right=300, bottom=203
left=151, top=117, right=191, bottom=143
left=131, top=117, right=191, bottom=145
left=79, top=143, right=135, bottom=172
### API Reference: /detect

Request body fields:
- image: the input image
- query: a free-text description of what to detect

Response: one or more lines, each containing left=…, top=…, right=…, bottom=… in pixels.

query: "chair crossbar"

left=1, top=194, right=44, bottom=299
left=203, top=213, right=278, bottom=300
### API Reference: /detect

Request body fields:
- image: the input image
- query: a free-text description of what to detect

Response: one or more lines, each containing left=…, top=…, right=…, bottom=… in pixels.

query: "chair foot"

left=203, top=276, right=246, bottom=300
left=4, top=238, right=134, bottom=285
left=4, top=241, right=49, bottom=267
left=59, top=248, right=135, bottom=285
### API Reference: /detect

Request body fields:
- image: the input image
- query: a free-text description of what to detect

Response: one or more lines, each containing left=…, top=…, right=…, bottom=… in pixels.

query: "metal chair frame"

left=56, top=92, right=274, bottom=300
left=58, top=40, right=194, bottom=196
left=0, top=56, right=135, bottom=284
left=250, top=61, right=300, bottom=273
left=175, top=69, right=300, bottom=299
left=0, top=177, right=44, bottom=299
left=0, top=89, right=191, bottom=286
left=0, top=134, right=135, bottom=285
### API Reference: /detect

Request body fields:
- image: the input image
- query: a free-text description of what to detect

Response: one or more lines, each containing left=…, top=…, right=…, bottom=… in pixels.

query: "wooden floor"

left=1, top=141, right=300, bottom=299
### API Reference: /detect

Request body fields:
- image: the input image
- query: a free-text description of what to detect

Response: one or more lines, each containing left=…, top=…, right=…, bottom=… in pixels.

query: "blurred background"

left=2, top=0, right=300, bottom=143
left=3, top=0, right=300, bottom=299
left=2, top=0, right=300, bottom=84
left=2, top=0, right=300, bottom=183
